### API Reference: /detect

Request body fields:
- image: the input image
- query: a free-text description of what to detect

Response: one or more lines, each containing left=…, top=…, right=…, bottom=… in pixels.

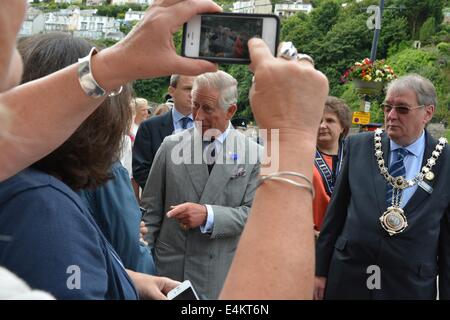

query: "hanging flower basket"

left=340, top=58, right=396, bottom=96
left=352, top=78, right=385, bottom=96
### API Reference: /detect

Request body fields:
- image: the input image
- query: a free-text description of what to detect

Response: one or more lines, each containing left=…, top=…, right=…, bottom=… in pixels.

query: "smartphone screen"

left=183, top=13, right=279, bottom=64
left=199, top=15, right=263, bottom=60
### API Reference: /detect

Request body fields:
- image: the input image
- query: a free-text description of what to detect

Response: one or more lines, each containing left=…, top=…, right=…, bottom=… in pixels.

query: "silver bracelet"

left=259, top=171, right=315, bottom=198
left=77, top=47, right=123, bottom=99
left=297, top=53, right=315, bottom=66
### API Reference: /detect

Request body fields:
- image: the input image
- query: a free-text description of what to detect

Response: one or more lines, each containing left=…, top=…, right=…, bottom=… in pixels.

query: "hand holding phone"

left=182, top=13, right=280, bottom=64
left=167, top=280, right=200, bottom=300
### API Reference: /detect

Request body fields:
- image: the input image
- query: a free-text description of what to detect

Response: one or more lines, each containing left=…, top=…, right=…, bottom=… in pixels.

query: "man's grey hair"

left=192, top=70, right=238, bottom=111
left=386, top=74, right=437, bottom=107
left=169, top=74, right=180, bottom=88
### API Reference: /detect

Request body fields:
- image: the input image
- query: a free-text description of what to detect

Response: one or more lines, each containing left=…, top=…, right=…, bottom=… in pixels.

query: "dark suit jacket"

left=132, top=111, right=174, bottom=189
left=316, top=131, right=450, bottom=299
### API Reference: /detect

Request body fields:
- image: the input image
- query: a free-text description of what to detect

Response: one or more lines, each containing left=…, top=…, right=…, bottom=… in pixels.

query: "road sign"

left=352, top=111, right=371, bottom=125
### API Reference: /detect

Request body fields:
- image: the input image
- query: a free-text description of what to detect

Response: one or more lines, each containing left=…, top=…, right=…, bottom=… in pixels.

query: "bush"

left=437, top=42, right=450, bottom=55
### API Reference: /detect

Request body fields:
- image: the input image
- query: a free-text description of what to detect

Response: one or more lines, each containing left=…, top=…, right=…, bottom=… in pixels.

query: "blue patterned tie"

left=203, top=138, right=216, bottom=174
left=180, top=117, right=190, bottom=130
left=386, top=148, right=409, bottom=207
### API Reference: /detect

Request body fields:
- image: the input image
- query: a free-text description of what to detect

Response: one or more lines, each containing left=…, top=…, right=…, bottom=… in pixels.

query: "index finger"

left=248, top=38, right=274, bottom=73
left=172, top=0, right=222, bottom=29
left=166, top=204, right=186, bottom=218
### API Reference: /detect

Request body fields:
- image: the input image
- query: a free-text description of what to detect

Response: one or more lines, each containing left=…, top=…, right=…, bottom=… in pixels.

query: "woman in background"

left=313, top=96, right=351, bottom=232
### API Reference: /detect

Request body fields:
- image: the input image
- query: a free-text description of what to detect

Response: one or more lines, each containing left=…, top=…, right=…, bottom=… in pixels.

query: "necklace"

left=374, top=128, right=447, bottom=235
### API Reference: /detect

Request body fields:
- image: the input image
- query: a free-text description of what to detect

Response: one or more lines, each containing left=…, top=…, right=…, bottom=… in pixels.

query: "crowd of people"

left=0, top=0, right=449, bottom=301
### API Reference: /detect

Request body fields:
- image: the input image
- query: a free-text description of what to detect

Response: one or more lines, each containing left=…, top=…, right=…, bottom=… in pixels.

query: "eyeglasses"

left=381, top=103, right=426, bottom=115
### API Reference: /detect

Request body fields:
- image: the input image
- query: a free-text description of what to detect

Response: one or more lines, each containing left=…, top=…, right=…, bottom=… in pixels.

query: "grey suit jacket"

left=141, top=127, right=261, bottom=299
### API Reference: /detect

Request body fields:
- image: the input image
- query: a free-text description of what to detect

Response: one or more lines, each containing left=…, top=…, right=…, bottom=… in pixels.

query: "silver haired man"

left=141, top=70, right=261, bottom=299
left=315, top=74, right=450, bottom=300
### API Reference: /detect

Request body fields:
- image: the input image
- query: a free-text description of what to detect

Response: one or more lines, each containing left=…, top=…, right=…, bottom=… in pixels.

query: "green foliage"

left=92, top=38, right=118, bottom=49
left=387, top=47, right=450, bottom=123
left=31, top=1, right=72, bottom=11
left=437, top=42, right=450, bottom=55
left=70, top=0, right=448, bottom=124
left=392, top=0, right=445, bottom=39
left=309, top=1, right=341, bottom=35
left=96, top=5, right=146, bottom=18
left=219, top=64, right=254, bottom=120
left=419, top=17, right=437, bottom=43
left=387, top=48, right=437, bottom=75
left=378, top=12, right=409, bottom=57
left=133, top=77, right=170, bottom=104
left=433, top=23, right=450, bottom=44
left=120, top=20, right=138, bottom=35
left=214, top=0, right=236, bottom=12
left=316, top=14, right=373, bottom=96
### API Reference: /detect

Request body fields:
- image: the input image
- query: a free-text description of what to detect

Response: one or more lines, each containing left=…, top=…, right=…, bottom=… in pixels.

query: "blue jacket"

left=0, top=168, right=138, bottom=299
left=77, top=162, right=155, bottom=275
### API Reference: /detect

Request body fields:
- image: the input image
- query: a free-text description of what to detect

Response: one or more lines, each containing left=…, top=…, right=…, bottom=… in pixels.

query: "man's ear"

left=226, top=104, right=237, bottom=120
left=424, top=105, right=435, bottom=124
left=168, top=85, right=175, bottom=96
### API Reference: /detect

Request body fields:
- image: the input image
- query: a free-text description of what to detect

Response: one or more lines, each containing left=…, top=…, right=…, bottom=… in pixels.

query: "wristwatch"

left=77, top=47, right=122, bottom=98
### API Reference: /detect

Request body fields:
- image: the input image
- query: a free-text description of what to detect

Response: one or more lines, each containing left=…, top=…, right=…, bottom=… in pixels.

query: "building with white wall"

left=232, top=0, right=272, bottom=14
left=124, top=8, right=145, bottom=22
left=112, top=0, right=153, bottom=5
left=73, top=9, right=122, bottom=40
left=274, top=1, right=313, bottom=18
left=19, top=8, right=45, bottom=36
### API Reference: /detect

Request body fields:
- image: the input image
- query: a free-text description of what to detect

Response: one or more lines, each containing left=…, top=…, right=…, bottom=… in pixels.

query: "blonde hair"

left=134, top=98, right=148, bottom=112
left=153, top=103, right=171, bottom=116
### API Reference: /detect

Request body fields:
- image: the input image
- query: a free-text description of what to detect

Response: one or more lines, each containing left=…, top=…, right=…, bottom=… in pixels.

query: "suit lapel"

left=404, top=131, right=438, bottom=214
left=159, top=110, right=174, bottom=141
left=373, top=132, right=391, bottom=213
left=184, top=128, right=209, bottom=198
left=199, top=129, right=242, bottom=204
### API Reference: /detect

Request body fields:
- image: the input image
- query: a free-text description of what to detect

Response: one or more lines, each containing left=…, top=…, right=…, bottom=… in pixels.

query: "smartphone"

left=167, top=280, right=200, bottom=300
left=182, top=13, right=280, bottom=64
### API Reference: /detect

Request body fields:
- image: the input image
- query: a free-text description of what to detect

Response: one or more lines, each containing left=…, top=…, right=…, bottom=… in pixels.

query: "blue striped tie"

left=180, top=117, right=190, bottom=130
left=386, top=148, right=409, bottom=207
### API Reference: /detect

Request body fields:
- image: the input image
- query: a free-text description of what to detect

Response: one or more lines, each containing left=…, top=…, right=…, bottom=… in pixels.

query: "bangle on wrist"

left=77, top=47, right=123, bottom=99
left=259, top=171, right=315, bottom=198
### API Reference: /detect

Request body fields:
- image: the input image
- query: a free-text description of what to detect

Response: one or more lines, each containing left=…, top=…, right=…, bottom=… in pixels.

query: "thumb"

left=150, top=289, right=169, bottom=300
left=171, top=56, right=218, bottom=76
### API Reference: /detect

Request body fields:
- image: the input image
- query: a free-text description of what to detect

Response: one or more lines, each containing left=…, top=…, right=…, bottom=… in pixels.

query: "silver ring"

left=297, top=53, right=315, bottom=66
left=279, top=41, right=298, bottom=61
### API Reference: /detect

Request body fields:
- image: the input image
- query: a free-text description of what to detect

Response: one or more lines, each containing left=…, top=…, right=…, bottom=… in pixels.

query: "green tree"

left=309, top=0, right=341, bottom=35
left=316, top=15, right=372, bottom=96
left=225, top=65, right=253, bottom=120
left=392, top=0, right=445, bottom=39
left=419, top=17, right=437, bottom=43
left=387, top=47, right=449, bottom=122
left=378, top=11, right=409, bottom=57
left=133, top=77, right=170, bottom=104
left=120, top=20, right=138, bottom=35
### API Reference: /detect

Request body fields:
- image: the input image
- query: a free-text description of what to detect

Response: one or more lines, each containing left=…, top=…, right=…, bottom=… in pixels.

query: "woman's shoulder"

left=1, top=168, right=79, bottom=200
left=0, top=168, right=90, bottom=223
